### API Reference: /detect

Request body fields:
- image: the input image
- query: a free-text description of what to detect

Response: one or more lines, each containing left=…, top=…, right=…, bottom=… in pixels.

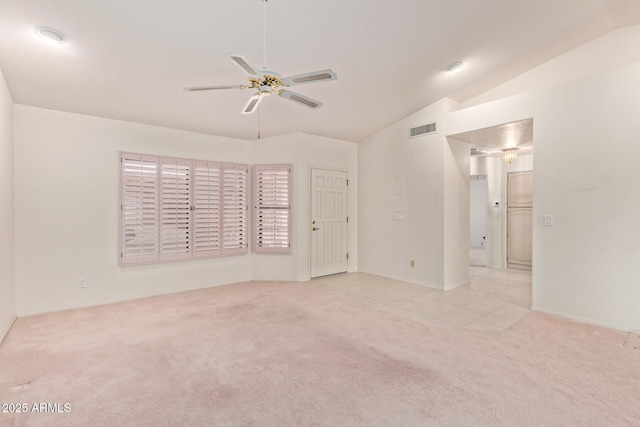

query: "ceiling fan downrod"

left=263, top=0, right=268, bottom=70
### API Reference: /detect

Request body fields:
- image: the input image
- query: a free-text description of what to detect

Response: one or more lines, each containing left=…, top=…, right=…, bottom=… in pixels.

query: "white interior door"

left=310, top=168, right=348, bottom=278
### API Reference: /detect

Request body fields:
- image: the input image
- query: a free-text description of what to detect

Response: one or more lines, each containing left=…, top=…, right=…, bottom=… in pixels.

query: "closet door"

left=507, top=171, right=532, bottom=270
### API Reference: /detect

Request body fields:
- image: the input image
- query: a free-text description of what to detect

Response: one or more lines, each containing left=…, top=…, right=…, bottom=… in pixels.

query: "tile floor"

left=470, top=245, right=486, bottom=267
left=308, top=267, right=532, bottom=331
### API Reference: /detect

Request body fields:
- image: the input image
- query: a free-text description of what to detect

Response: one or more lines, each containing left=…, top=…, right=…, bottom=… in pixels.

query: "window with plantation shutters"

left=160, top=158, right=192, bottom=261
left=253, top=165, right=292, bottom=254
left=121, top=153, right=159, bottom=264
left=222, top=163, right=249, bottom=254
left=192, top=161, right=222, bottom=258
left=120, top=152, right=248, bottom=265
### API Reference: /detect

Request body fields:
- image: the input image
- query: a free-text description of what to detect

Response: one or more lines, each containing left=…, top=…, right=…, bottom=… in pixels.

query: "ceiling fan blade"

left=183, top=85, right=245, bottom=92
left=228, top=53, right=258, bottom=75
left=279, top=90, right=323, bottom=110
left=241, top=94, right=263, bottom=114
left=281, top=69, right=337, bottom=87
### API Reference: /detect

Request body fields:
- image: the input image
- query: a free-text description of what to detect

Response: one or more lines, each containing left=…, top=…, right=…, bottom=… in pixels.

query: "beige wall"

left=13, top=106, right=255, bottom=316
left=13, top=106, right=357, bottom=316
left=0, top=68, right=15, bottom=341
left=443, top=138, right=470, bottom=289
left=359, top=25, right=640, bottom=331
left=531, top=63, right=640, bottom=332
left=358, top=98, right=468, bottom=290
left=449, top=39, right=640, bottom=331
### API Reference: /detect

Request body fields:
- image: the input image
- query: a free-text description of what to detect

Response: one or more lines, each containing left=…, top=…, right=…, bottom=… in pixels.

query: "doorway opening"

left=470, top=175, right=487, bottom=267
left=450, top=117, right=534, bottom=271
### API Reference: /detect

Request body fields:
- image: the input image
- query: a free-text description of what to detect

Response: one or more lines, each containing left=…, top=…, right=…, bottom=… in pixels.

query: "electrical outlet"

left=78, top=277, right=87, bottom=288
left=410, top=260, right=415, bottom=268
left=230, top=261, right=237, bottom=269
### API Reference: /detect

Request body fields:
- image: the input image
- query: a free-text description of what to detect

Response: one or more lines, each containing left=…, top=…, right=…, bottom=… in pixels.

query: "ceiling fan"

left=184, top=0, right=337, bottom=115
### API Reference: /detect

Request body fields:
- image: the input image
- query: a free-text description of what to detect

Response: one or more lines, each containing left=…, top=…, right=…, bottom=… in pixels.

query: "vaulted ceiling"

left=1, top=0, right=639, bottom=142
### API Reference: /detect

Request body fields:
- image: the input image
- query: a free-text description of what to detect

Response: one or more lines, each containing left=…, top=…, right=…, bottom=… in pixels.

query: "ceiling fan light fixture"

left=35, top=26, right=66, bottom=44
left=259, top=85, right=274, bottom=96
left=446, top=61, right=463, bottom=73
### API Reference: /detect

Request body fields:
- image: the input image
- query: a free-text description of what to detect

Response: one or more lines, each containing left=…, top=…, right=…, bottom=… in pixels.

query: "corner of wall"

left=358, top=97, right=463, bottom=289
left=0, top=315, right=16, bottom=345
left=252, top=132, right=358, bottom=282
left=0, top=66, right=16, bottom=342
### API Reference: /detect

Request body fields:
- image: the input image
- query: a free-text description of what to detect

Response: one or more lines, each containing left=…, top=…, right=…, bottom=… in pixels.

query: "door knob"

left=312, top=227, right=320, bottom=231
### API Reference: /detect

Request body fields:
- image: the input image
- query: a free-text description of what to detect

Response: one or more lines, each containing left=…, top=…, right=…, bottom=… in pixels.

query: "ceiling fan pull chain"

left=257, top=105, right=261, bottom=140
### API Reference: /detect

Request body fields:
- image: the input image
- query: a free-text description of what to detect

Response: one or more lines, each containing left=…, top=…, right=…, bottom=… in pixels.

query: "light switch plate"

left=544, top=214, right=553, bottom=226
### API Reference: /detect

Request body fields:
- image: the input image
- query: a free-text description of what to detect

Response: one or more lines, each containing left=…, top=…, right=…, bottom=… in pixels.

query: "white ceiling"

left=1, top=0, right=639, bottom=142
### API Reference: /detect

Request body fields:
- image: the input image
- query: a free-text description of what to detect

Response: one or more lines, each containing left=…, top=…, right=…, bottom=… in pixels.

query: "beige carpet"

left=1, top=279, right=639, bottom=426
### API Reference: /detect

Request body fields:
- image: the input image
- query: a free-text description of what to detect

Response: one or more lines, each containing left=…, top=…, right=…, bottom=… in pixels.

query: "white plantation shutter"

left=160, top=158, right=192, bottom=261
left=222, top=163, right=249, bottom=254
left=254, top=165, right=292, bottom=254
left=121, top=153, right=159, bottom=265
left=193, top=161, right=222, bottom=258
left=120, top=152, right=249, bottom=265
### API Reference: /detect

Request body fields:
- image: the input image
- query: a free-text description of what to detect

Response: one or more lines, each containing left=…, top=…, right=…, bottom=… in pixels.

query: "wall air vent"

left=409, top=122, right=437, bottom=139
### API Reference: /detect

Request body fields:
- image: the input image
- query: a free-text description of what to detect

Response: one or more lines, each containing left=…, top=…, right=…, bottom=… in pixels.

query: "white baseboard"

left=444, top=279, right=470, bottom=291
left=0, top=315, right=16, bottom=345
left=357, top=271, right=441, bottom=290
left=531, top=306, right=633, bottom=333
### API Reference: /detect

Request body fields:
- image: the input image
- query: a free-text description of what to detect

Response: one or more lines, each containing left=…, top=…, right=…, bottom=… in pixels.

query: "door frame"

left=470, top=174, right=489, bottom=267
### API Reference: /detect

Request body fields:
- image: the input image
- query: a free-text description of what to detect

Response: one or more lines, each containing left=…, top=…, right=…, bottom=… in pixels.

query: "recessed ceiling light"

left=35, top=26, right=66, bottom=44
left=446, top=61, right=463, bottom=73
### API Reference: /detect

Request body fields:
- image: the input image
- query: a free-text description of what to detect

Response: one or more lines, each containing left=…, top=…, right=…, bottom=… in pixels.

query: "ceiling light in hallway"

left=502, top=147, right=518, bottom=163
left=35, top=26, right=66, bottom=44
left=446, top=61, right=463, bottom=73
